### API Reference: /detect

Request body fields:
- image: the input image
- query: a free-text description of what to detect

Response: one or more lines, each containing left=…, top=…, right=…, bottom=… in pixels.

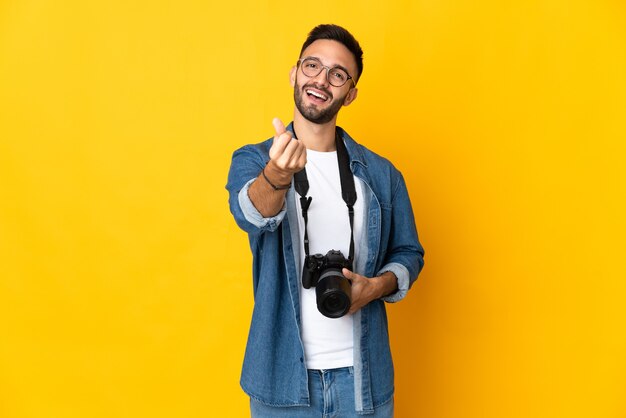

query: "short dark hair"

left=299, top=24, right=364, bottom=83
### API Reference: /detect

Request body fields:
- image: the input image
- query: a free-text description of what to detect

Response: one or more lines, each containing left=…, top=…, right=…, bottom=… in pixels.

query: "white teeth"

left=306, top=90, right=327, bottom=100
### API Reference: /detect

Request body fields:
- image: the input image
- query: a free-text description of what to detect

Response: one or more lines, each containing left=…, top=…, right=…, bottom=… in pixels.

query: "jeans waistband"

left=307, top=366, right=354, bottom=375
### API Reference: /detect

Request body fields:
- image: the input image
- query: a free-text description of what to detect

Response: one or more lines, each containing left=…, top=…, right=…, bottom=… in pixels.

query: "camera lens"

left=316, top=268, right=351, bottom=318
left=323, top=292, right=346, bottom=311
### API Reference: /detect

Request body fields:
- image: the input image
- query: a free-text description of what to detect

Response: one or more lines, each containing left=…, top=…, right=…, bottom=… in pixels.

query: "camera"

left=302, top=250, right=352, bottom=318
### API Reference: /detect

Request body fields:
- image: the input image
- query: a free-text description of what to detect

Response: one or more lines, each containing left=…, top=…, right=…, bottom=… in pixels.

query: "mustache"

left=302, top=83, right=333, bottom=100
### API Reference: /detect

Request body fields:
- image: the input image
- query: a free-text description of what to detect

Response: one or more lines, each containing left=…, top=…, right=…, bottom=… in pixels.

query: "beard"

left=293, top=78, right=346, bottom=125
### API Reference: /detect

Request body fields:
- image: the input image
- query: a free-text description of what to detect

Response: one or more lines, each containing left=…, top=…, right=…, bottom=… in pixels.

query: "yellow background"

left=1, top=1, right=625, bottom=417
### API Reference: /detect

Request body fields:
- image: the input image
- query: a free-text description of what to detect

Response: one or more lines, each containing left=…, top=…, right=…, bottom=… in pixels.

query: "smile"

left=306, top=89, right=329, bottom=101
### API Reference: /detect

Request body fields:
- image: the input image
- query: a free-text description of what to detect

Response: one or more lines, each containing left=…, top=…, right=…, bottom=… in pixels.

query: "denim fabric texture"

left=226, top=124, right=424, bottom=413
left=250, top=367, right=394, bottom=417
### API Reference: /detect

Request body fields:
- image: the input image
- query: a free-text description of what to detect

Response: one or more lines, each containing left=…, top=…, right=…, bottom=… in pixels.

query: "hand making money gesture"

left=267, top=117, right=307, bottom=179
left=247, top=118, right=307, bottom=217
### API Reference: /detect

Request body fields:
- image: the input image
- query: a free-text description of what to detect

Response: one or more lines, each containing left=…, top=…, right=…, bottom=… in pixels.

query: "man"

left=226, top=24, right=424, bottom=417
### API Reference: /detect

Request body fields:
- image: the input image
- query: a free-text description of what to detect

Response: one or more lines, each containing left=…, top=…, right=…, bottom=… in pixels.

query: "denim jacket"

left=226, top=124, right=424, bottom=414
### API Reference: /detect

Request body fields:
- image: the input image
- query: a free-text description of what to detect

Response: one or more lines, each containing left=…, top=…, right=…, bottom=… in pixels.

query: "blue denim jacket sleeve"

left=226, top=142, right=287, bottom=235
left=376, top=170, right=425, bottom=303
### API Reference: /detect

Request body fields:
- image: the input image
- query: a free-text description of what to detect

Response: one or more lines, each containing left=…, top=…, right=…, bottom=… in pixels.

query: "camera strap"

left=292, top=128, right=357, bottom=264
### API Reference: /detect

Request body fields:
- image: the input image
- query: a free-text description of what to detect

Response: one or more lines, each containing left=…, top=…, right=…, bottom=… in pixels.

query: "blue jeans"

left=250, top=367, right=394, bottom=417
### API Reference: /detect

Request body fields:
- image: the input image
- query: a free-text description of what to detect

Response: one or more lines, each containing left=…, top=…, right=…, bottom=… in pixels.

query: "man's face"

left=291, top=39, right=359, bottom=125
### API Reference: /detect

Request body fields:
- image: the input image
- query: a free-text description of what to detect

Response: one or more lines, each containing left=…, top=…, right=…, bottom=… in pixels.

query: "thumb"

left=272, top=117, right=286, bottom=136
left=342, top=268, right=356, bottom=280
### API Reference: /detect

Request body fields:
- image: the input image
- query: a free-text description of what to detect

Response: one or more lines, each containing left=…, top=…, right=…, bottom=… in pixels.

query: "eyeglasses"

left=297, top=57, right=356, bottom=88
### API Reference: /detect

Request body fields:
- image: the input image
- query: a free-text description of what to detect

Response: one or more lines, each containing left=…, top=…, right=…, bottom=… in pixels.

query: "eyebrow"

left=302, top=56, right=352, bottom=76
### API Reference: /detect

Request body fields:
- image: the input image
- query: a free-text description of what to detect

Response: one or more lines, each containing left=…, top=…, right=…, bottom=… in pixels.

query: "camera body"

left=302, top=249, right=352, bottom=318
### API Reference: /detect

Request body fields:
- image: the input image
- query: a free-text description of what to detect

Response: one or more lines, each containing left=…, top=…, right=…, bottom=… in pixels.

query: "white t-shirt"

left=295, top=149, right=364, bottom=370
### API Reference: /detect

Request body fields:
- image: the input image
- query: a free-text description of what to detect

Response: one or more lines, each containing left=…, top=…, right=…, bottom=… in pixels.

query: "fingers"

left=275, top=138, right=306, bottom=171
left=269, top=140, right=306, bottom=172
left=269, top=117, right=305, bottom=173
left=289, top=143, right=307, bottom=171
left=345, top=270, right=371, bottom=314
left=269, top=131, right=294, bottom=159
left=269, top=117, right=292, bottom=156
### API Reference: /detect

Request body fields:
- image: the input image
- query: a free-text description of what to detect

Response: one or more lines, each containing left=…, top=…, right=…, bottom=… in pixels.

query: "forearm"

left=248, top=161, right=293, bottom=217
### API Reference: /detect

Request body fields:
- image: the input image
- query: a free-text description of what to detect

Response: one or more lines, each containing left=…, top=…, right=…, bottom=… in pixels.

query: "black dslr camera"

left=302, top=250, right=352, bottom=318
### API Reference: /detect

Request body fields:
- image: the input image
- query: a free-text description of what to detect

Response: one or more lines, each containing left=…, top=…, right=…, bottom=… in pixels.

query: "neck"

left=292, top=111, right=337, bottom=152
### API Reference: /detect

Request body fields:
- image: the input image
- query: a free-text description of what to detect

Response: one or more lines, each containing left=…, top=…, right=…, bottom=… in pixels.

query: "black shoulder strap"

left=335, top=134, right=356, bottom=264
left=292, top=128, right=357, bottom=264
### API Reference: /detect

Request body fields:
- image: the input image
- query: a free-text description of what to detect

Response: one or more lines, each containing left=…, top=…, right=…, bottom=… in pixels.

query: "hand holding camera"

left=342, top=269, right=399, bottom=315
left=302, top=252, right=399, bottom=318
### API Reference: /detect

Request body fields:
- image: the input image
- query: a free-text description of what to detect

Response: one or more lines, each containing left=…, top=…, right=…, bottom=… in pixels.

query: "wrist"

left=265, top=160, right=294, bottom=186
left=376, top=271, right=398, bottom=298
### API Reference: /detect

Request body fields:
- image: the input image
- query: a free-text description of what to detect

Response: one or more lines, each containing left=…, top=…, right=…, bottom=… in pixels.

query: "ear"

left=289, top=66, right=297, bottom=87
left=342, top=87, right=358, bottom=107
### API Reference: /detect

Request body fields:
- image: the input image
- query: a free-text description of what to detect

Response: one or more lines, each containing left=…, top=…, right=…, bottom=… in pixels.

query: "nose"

left=311, top=66, right=331, bottom=87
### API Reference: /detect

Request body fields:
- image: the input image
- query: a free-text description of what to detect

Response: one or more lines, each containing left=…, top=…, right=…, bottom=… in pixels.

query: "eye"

left=331, top=70, right=346, bottom=81
left=305, top=61, right=319, bottom=69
